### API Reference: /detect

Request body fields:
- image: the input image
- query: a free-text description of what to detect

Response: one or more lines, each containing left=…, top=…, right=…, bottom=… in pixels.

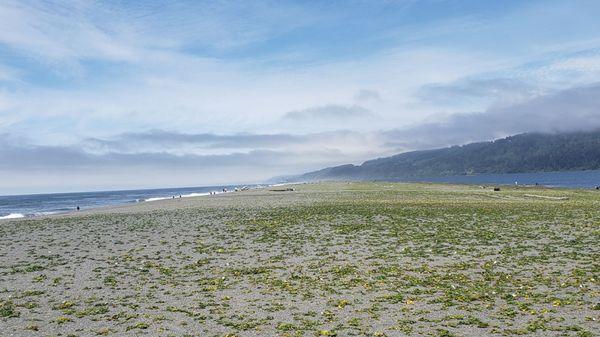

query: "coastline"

left=5, top=167, right=600, bottom=221
left=1, top=183, right=308, bottom=221
left=0, top=179, right=585, bottom=222
left=0, top=182, right=597, bottom=336
left=0, top=184, right=269, bottom=221
left=0, top=189, right=237, bottom=221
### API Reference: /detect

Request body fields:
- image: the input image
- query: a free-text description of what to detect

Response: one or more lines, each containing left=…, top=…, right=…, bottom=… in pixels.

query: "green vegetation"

left=0, top=182, right=598, bottom=336
left=296, top=130, right=600, bottom=181
left=0, top=300, right=19, bottom=318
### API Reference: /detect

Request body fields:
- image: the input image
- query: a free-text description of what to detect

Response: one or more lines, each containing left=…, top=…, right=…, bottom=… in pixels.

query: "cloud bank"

left=3, top=82, right=600, bottom=193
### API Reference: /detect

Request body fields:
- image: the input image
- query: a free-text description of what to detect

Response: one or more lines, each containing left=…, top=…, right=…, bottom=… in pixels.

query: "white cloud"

left=0, top=1, right=139, bottom=64
left=282, top=104, right=371, bottom=121
left=1, top=1, right=600, bottom=192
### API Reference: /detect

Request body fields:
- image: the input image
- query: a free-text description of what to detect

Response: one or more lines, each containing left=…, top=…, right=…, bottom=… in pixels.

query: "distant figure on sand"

left=76, top=206, right=80, bottom=211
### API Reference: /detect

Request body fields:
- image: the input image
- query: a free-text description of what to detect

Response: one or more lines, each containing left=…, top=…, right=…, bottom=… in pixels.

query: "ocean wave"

left=141, top=186, right=262, bottom=203
left=144, top=197, right=171, bottom=202
left=143, top=191, right=219, bottom=202
left=0, top=213, right=25, bottom=219
left=33, top=211, right=59, bottom=216
left=181, top=192, right=211, bottom=198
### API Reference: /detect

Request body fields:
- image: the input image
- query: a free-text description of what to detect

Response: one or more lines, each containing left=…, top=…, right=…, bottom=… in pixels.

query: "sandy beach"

left=1, top=182, right=598, bottom=336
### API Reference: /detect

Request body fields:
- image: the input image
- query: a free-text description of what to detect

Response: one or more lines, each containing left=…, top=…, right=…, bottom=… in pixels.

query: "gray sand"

left=0, top=182, right=598, bottom=336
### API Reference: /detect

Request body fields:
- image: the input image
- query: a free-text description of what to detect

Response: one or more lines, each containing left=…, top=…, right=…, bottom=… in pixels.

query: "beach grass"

left=0, top=182, right=598, bottom=336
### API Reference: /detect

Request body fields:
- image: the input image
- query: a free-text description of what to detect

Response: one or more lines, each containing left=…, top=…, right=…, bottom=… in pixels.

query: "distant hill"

left=286, top=130, right=600, bottom=182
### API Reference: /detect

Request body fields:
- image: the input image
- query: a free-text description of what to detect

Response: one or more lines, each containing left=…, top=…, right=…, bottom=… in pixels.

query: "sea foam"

left=0, top=213, right=25, bottom=219
left=144, top=192, right=214, bottom=202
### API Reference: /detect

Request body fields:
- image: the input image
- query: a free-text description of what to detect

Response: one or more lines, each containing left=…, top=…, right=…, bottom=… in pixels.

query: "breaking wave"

left=0, top=213, right=25, bottom=219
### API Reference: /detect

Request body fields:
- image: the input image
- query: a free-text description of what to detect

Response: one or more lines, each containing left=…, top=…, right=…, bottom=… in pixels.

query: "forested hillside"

left=293, top=130, right=600, bottom=181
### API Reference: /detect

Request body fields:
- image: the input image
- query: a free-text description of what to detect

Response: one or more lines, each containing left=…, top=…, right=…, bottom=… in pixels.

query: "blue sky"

left=1, top=0, right=600, bottom=194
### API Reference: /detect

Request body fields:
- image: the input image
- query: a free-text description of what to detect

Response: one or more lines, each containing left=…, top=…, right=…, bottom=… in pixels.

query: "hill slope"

left=292, top=130, right=600, bottom=182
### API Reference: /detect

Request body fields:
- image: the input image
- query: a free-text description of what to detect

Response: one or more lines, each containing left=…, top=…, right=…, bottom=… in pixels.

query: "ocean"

left=406, top=169, right=600, bottom=188
left=3, top=169, right=600, bottom=219
left=0, top=184, right=261, bottom=219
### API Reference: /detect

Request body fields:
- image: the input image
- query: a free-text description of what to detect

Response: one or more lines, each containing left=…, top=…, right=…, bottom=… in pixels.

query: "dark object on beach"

left=76, top=206, right=80, bottom=211
left=596, top=186, right=600, bottom=190
left=493, top=187, right=501, bottom=192
left=270, top=188, right=295, bottom=192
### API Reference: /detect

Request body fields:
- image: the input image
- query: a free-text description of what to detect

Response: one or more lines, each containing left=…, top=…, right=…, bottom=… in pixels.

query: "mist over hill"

left=283, top=130, right=600, bottom=182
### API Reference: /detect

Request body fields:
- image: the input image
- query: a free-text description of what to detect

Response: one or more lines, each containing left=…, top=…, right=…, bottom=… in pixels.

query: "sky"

left=1, top=0, right=600, bottom=194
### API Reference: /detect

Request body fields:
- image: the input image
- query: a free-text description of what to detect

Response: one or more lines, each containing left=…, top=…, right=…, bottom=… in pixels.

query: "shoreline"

left=0, top=180, right=582, bottom=222
left=0, top=184, right=270, bottom=221
left=4, top=169, right=600, bottom=221
left=0, top=181, right=597, bottom=337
